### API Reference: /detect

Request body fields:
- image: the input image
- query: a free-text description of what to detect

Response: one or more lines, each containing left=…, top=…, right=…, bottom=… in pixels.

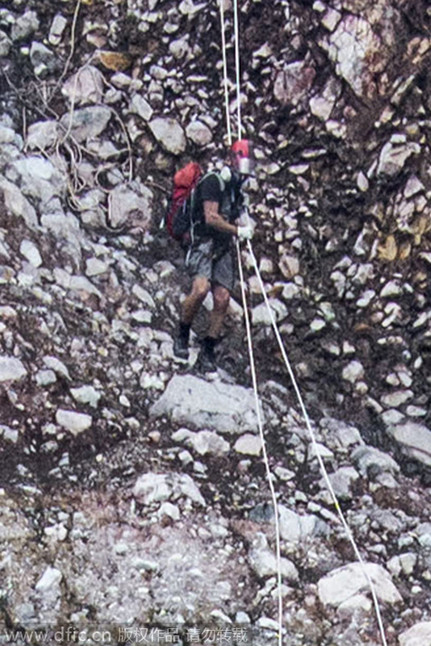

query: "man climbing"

left=173, top=139, right=255, bottom=371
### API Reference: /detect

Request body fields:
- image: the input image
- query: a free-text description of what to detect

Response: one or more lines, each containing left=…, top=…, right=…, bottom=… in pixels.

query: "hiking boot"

left=195, top=347, right=217, bottom=373
left=195, top=336, right=218, bottom=372
left=173, top=334, right=189, bottom=361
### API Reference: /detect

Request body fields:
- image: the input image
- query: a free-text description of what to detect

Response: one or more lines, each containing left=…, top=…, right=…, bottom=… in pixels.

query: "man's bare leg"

left=181, top=275, right=211, bottom=324
left=208, top=284, right=230, bottom=338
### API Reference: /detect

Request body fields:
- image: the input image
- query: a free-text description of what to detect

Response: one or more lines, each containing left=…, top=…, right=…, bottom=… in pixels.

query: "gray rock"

left=10, top=156, right=66, bottom=205
left=35, top=566, right=62, bottom=593
left=0, top=177, right=38, bottom=229
left=399, top=622, right=431, bottom=646
left=172, top=428, right=230, bottom=456
left=318, top=562, right=402, bottom=607
left=20, top=240, right=42, bottom=267
left=278, top=506, right=324, bottom=543
left=0, top=30, right=11, bottom=57
left=351, top=445, right=400, bottom=478
left=324, top=15, right=387, bottom=99
left=130, top=94, right=153, bottom=121
left=386, top=422, right=431, bottom=467
left=43, top=356, right=71, bottom=380
left=62, top=66, right=105, bottom=105
left=252, top=299, right=287, bottom=326
left=249, top=533, right=299, bottom=581
left=274, top=61, right=315, bottom=107
left=377, top=140, right=421, bottom=177
left=133, top=472, right=205, bottom=506
left=149, top=117, right=186, bottom=155
left=70, top=386, right=101, bottom=408
left=11, top=11, right=39, bottom=41
left=342, top=360, right=365, bottom=383
left=150, top=375, right=263, bottom=434
left=108, top=182, right=153, bottom=230
left=234, top=433, right=262, bottom=456
left=327, top=466, right=360, bottom=500
left=36, top=369, right=57, bottom=386
left=30, top=41, right=57, bottom=76
left=55, top=409, right=92, bottom=435
left=0, top=356, right=27, bottom=382
left=26, top=120, right=59, bottom=150
left=48, top=14, right=68, bottom=46
left=381, top=390, right=413, bottom=408
left=59, top=106, right=112, bottom=143
left=186, top=120, right=213, bottom=146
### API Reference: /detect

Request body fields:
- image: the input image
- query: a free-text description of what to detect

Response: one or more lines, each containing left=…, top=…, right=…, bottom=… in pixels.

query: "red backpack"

left=165, top=162, right=203, bottom=241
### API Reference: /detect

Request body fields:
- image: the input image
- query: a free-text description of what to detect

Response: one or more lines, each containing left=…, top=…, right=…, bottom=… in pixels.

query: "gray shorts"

left=185, top=238, right=236, bottom=292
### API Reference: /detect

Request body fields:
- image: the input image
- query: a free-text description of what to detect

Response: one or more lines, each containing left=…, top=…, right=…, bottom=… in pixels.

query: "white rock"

left=149, top=117, right=186, bottom=155
left=186, top=120, right=213, bottom=146
left=386, top=422, right=431, bottom=467
left=36, top=369, right=57, bottom=386
left=234, top=434, right=262, bottom=456
left=0, top=357, right=27, bottom=382
left=48, top=14, right=68, bottom=46
left=381, top=390, right=413, bottom=408
left=351, top=445, right=400, bottom=477
left=342, top=360, right=364, bottom=383
left=377, top=141, right=421, bottom=176
left=35, top=566, right=62, bottom=593
left=318, top=562, right=402, bottom=607
left=70, top=385, right=101, bottom=408
left=150, top=375, right=263, bottom=435
left=0, top=177, right=38, bottom=229
left=59, top=106, right=112, bottom=143
left=133, top=472, right=205, bottom=506
left=404, top=175, right=424, bottom=198
left=249, top=534, right=298, bottom=580
left=20, top=240, right=42, bottom=267
left=0, top=31, right=11, bottom=57
left=252, top=299, right=287, bottom=326
left=172, top=429, right=230, bottom=456
left=85, top=258, right=109, bottom=277
left=399, top=622, right=431, bottom=646
left=108, top=182, right=153, bottom=230
left=43, top=356, right=70, bottom=380
left=130, top=94, right=153, bottom=121
left=132, top=284, right=156, bottom=308
left=321, top=8, right=341, bottom=31
left=158, top=502, right=180, bottom=521
left=56, top=409, right=92, bottom=435
left=0, top=425, right=19, bottom=443
left=62, top=66, right=104, bottom=105
left=278, top=506, right=320, bottom=543
left=11, top=156, right=66, bottom=205
left=26, top=120, right=59, bottom=150
left=327, top=466, right=359, bottom=500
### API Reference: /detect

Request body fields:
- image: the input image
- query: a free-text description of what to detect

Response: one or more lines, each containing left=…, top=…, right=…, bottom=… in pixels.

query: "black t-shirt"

left=193, top=172, right=243, bottom=244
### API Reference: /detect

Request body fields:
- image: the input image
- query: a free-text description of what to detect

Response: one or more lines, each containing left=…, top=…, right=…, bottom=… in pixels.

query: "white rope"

left=219, top=3, right=389, bottom=644
left=219, top=1, right=284, bottom=642
left=246, top=241, right=389, bottom=646
left=236, top=242, right=283, bottom=646
left=232, top=0, right=242, bottom=139
left=219, top=0, right=232, bottom=146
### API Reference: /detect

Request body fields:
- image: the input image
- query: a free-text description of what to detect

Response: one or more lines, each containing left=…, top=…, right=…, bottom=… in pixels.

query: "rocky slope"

left=1, top=0, right=431, bottom=644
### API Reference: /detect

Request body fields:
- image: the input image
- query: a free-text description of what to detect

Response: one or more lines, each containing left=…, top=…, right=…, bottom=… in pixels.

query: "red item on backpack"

left=165, top=162, right=203, bottom=240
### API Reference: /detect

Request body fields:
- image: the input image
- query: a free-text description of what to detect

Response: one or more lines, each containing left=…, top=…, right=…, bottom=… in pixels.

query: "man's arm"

left=204, top=200, right=238, bottom=236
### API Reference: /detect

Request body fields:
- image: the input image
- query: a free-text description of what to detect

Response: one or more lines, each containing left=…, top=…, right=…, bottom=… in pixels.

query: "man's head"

left=230, top=139, right=255, bottom=176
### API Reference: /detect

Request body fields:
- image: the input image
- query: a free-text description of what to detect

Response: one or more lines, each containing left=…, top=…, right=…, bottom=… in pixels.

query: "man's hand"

left=237, top=224, right=254, bottom=241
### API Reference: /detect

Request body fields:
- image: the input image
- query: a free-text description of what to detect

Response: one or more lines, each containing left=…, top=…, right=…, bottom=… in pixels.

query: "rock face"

left=1, top=0, right=431, bottom=643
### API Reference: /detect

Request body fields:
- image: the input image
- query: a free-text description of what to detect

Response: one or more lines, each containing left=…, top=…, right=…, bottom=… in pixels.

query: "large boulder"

left=150, top=375, right=263, bottom=434
left=318, top=562, right=402, bottom=607
left=386, top=422, right=431, bottom=468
